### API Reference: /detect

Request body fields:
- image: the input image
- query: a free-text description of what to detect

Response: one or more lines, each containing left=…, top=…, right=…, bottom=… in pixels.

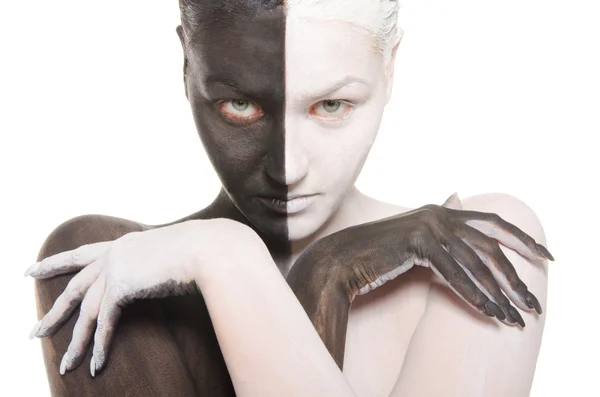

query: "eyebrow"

left=296, top=75, right=370, bottom=101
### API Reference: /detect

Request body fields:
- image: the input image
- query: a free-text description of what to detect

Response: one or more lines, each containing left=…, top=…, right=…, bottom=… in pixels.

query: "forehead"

left=285, top=17, right=382, bottom=94
left=187, top=7, right=286, bottom=99
left=186, top=5, right=382, bottom=99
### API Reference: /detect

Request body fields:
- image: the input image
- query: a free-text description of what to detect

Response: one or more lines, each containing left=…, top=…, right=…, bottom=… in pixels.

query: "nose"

left=284, top=135, right=309, bottom=186
left=265, top=121, right=309, bottom=187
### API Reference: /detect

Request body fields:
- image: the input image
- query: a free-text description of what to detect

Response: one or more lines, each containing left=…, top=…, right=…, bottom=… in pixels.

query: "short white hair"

left=286, top=0, right=402, bottom=68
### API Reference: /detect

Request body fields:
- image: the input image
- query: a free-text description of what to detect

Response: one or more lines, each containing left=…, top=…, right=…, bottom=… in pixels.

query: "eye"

left=310, top=99, right=355, bottom=119
left=217, top=99, right=264, bottom=124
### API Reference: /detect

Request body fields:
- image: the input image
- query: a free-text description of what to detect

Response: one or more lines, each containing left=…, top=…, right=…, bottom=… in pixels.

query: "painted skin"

left=29, top=1, right=552, bottom=396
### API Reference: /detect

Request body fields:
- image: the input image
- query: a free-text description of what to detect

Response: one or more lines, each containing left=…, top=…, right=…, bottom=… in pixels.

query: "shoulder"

left=37, top=214, right=148, bottom=261
left=459, top=192, right=546, bottom=244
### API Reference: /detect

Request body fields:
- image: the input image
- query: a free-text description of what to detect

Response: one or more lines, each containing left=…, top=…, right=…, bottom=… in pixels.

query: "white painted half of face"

left=284, top=16, right=391, bottom=241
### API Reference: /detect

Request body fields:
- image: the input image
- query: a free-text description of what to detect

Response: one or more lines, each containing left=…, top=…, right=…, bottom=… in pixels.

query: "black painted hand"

left=286, top=194, right=553, bottom=368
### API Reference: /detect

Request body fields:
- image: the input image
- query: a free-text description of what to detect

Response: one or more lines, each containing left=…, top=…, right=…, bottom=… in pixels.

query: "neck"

left=288, top=186, right=368, bottom=258
left=202, top=186, right=371, bottom=275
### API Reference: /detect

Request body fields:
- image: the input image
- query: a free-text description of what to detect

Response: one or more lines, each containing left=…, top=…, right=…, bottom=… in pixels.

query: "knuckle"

left=68, top=347, right=83, bottom=362
left=489, top=241, right=504, bottom=257
left=64, top=282, right=82, bottom=300
left=417, top=207, right=438, bottom=223
left=487, top=212, right=502, bottom=223
left=421, top=204, right=440, bottom=212
left=497, top=295, right=510, bottom=307
left=118, top=231, right=139, bottom=243
left=449, top=269, right=464, bottom=282
left=70, top=246, right=85, bottom=264
left=469, top=265, right=485, bottom=277
left=513, top=279, right=528, bottom=294
left=472, top=293, right=489, bottom=309
left=78, top=303, right=95, bottom=321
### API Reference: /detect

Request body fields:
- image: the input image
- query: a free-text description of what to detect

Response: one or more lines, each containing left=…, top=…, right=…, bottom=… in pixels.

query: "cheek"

left=190, top=100, right=268, bottom=174
left=310, top=112, right=382, bottom=187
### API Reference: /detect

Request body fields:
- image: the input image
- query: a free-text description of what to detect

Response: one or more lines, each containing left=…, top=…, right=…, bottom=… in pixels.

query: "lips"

left=257, top=194, right=317, bottom=214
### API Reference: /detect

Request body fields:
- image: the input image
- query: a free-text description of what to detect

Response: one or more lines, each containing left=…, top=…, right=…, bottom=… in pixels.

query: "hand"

left=296, top=193, right=552, bottom=326
left=287, top=193, right=553, bottom=368
left=26, top=218, right=261, bottom=376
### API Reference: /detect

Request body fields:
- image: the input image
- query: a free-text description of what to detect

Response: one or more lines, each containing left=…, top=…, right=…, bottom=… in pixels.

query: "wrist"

left=189, top=218, right=271, bottom=290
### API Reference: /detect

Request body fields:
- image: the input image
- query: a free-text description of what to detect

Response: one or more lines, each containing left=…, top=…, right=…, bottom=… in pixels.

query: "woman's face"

left=182, top=5, right=392, bottom=241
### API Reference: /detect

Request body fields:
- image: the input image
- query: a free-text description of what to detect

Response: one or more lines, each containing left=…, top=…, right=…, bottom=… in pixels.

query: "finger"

left=25, top=241, right=112, bottom=278
left=451, top=209, right=553, bottom=262
left=441, top=192, right=463, bottom=210
left=458, top=224, right=542, bottom=315
left=33, top=261, right=103, bottom=339
left=91, top=286, right=124, bottom=376
left=440, top=233, right=524, bottom=326
left=420, top=245, right=507, bottom=323
left=60, top=275, right=106, bottom=375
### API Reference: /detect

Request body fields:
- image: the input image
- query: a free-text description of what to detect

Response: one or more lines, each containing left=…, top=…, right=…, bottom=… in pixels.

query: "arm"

left=33, top=215, right=201, bottom=397
left=195, top=223, right=357, bottom=397
left=286, top=193, right=550, bottom=372
left=389, top=193, right=549, bottom=397
left=30, top=218, right=358, bottom=397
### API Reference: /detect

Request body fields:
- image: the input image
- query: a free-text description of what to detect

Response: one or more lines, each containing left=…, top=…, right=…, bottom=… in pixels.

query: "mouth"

left=257, top=194, right=318, bottom=215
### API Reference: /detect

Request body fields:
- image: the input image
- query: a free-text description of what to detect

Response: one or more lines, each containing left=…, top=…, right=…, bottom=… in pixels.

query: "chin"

left=286, top=207, right=332, bottom=242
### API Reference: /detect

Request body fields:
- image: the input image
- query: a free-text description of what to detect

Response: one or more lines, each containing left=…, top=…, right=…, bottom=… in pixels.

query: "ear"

left=385, top=29, right=404, bottom=105
left=176, top=25, right=189, bottom=100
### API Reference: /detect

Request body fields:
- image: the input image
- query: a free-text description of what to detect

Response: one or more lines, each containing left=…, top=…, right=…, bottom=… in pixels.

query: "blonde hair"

left=180, top=0, right=402, bottom=67
left=285, top=0, right=402, bottom=68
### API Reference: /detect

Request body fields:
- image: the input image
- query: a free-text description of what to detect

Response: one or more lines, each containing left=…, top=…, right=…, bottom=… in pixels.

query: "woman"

left=28, top=0, right=551, bottom=396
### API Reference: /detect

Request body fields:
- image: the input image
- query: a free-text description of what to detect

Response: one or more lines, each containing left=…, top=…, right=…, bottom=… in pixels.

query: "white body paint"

left=356, top=256, right=416, bottom=296
left=31, top=6, right=547, bottom=394
left=287, top=0, right=401, bottom=68
left=280, top=13, right=547, bottom=396
left=284, top=17, right=389, bottom=241
left=286, top=194, right=317, bottom=214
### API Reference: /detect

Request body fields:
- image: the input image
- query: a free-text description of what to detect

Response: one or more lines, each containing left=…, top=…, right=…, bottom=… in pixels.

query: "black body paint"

left=35, top=2, right=291, bottom=396
left=32, top=1, right=553, bottom=395
left=182, top=0, right=289, bottom=244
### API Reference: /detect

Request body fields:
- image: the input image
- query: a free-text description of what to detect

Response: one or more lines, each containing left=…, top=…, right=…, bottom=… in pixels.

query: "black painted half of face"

left=181, top=2, right=288, bottom=240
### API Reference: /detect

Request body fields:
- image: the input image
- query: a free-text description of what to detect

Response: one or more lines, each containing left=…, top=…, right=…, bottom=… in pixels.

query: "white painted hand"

left=26, top=218, right=261, bottom=376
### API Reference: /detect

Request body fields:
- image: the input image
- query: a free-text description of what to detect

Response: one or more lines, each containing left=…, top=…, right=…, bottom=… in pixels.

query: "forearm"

left=286, top=244, right=353, bottom=370
left=193, top=235, right=357, bottom=397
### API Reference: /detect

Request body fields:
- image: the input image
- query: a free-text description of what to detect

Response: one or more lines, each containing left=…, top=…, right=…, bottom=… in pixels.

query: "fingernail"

left=526, top=292, right=543, bottom=315
left=24, top=263, right=38, bottom=277
left=60, top=353, right=69, bottom=375
left=504, top=311, right=516, bottom=325
left=90, top=356, right=96, bottom=377
left=483, top=301, right=504, bottom=319
left=508, top=306, right=526, bottom=328
left=536, top=244, right=554, bottom=261
left=491, top=303, right=506, bottom=321
left=29, top=320, right=43, bottom=339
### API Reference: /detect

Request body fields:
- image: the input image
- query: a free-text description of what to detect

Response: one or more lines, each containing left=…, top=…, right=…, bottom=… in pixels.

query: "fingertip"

left=90, top=356, right=96, bottom=377
left=92, top=345, right=105, bottom=373
left=59, top=353, right=68, bottom=376
left=508, top=306, right=525, bottom=327
left=536, top=243, right=554, bottom=261
left=24, top=264, right=35, bottom=277
left=29, top=320, right=42, bottom=340
left=526, top=292, right=543, bottom=315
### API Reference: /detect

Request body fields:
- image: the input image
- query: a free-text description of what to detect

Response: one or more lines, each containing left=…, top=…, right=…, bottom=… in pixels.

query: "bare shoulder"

left=389, top=193, right=550, bottom=397
left=460, top=192, right=547, bottom=244
left=37, top=214, right=148, bottom=261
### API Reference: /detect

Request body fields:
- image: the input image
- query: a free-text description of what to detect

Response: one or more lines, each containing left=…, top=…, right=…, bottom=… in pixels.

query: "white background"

left=1, top=0, right=598, bottom=395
